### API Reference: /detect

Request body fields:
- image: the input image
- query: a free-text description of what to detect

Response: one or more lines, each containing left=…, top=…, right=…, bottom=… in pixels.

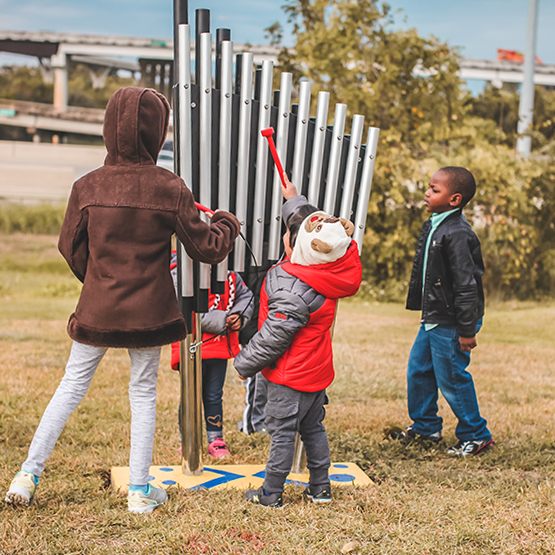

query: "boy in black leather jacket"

left=401, top=166, right=493, bottom=456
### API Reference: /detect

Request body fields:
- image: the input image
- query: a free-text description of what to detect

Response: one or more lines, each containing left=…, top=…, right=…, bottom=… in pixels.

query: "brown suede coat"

left=58, top=87, right=240, bottom=348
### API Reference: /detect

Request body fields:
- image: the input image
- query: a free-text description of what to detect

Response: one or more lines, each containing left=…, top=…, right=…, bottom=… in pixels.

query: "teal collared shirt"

left=423, top=209, right=459, bottom=331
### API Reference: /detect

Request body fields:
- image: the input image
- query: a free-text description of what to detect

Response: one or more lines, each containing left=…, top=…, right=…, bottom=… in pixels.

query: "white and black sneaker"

left=388, top=426, right=442, bottom=444
left=447, top=438, right=494, bottom=456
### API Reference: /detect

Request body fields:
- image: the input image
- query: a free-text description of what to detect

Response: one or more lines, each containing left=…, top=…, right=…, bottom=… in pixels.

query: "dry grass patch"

left=1, top=232, right=555, bottom=554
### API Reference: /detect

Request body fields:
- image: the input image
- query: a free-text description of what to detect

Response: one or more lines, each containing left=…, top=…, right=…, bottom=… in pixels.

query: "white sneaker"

left=447, top=438, right=494, bottom=456
left=5, top=471, right=37, bottom=506
left=128, top=485, right=168, bottom=514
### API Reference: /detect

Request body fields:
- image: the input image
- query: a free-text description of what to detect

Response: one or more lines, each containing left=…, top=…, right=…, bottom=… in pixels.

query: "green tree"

left=270, top=0, right=555, bottom=300
left=268, top=0, right=468, bottom=147
left=0, top=65, right=53, bottom=102
left=469, top=84, right=555, bottom=148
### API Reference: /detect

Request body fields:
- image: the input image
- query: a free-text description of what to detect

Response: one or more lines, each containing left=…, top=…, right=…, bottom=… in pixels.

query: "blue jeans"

left=202, top=358, right=228, bottom=441
left=178, top=358, right=227, bottom=443
left=407, top=319, right=491, bottom=442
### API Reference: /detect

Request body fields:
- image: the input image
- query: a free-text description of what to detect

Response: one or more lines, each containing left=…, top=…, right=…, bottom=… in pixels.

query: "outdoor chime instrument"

left=172, top=0, right=380, bottom=475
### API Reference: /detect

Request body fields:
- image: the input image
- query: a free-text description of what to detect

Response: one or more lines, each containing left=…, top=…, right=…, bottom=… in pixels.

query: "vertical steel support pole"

left=353, top=127, right=380, bottom=253
left=291, top=80, right=312, bottom=188
left=268, top=72, right=293, bottom=261
left=175, top=2, right=203, bottom=476
left=252, top=59, right=274, bottom=264
left=307, top=91, right=330, bottom=206
left=339, top=115, right=364, bottom=220
left=323, top=103, right=347, bottom=215
left=216, top=40, right=233, bottom=281
left=234, top=52, right=254, bottom=272
left=516, top=0, right=539, bottom=158
left=291, top=434, right=308, bottom=475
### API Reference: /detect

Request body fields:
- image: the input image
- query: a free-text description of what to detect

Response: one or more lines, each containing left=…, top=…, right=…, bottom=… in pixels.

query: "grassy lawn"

left=1, top=232, right=555, bottom=554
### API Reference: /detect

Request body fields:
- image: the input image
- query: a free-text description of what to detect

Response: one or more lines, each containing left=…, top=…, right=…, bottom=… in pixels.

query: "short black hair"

left=287, top=203, right=318, bottom=248
left=438, top=166, right=476, bottom=208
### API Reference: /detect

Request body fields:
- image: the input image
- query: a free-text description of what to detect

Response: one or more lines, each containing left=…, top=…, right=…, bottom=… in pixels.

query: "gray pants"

left=240, top=372, right=268, bottom=434
left=263, top=381, right=331, bottom=494
left=22, top=341, right=161, bottom=485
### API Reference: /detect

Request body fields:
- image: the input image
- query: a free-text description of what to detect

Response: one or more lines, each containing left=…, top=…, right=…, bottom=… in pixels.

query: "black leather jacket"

left=406, top=210, right=485, bottom=338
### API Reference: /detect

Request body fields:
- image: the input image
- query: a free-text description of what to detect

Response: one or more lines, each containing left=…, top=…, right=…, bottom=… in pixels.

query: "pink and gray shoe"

left=208, top=438, right=230, bottom=458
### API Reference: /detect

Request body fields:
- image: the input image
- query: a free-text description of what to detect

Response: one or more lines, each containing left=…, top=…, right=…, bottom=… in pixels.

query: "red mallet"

left=195, top=201, right=215, bottom=217
left=261, top=127, right=287, bottom=189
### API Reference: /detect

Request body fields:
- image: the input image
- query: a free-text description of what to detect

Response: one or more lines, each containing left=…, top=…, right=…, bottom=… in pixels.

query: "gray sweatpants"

left=263, top=381, right=331, bottom=495
left=21, top=341, right=161, bottom=485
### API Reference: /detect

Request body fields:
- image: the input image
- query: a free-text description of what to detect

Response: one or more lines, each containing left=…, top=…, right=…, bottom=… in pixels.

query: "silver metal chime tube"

left=268, top=72, right=293, bottom=261
left=198, top=31, right=213, bottom=290
left=177, top=20, right=203, bottom=476
left=339, top=114, right=364, bottom=220
left=216, top=39, right=233, bottom=281
left=252, top=59, right=274, bottom=264
left=307, top=91, right=330, bottom=206
left=234, top=52, right=254, bottom=271
left=290, top=80, right=312, bottom=190
left=353, top=127, right=380, bottom=252
left=323, top=103, right=347, bottom=215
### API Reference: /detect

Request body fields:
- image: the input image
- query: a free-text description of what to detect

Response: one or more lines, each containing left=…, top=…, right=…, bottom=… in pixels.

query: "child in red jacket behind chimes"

left=170, top=253, right=254, bottom=458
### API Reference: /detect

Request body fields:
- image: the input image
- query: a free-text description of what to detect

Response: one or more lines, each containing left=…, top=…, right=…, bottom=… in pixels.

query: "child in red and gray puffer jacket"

left=234, top=178, right=362, bottom=507
left=170, top=254, right=253, bottom=458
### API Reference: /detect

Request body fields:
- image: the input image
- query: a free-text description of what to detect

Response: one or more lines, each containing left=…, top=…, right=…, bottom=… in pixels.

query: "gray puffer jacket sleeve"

left=228, top=273, right=254, bottom=329
left=234, top=285, right=310, bottom=378
left=200, top=311, right=228, bottom=335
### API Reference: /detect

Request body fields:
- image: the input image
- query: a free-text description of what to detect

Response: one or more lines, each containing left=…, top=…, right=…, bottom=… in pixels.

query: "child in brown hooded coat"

left=5, top=87, right=240, bottom=513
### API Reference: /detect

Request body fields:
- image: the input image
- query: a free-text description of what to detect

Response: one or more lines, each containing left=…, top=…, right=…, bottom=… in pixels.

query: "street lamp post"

left=516, top=0, right=539, bottom=158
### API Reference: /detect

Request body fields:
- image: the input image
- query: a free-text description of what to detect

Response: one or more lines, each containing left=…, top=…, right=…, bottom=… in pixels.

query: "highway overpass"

left=1, top=30, right=554, bottom=139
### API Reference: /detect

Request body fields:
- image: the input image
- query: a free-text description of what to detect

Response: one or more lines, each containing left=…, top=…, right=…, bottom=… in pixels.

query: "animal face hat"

left=291, top=212, right=354, bottom=266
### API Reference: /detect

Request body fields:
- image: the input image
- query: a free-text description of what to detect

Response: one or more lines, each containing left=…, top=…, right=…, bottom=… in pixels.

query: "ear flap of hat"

left=339, top=218, right=354, bottom=237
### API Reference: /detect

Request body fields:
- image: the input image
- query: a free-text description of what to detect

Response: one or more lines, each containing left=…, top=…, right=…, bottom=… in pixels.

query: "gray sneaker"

left=128, top=484, right=168, bottom=514
left=447, top=438, right=494, bottom=456
left=245, top=487, right=283, bottom=508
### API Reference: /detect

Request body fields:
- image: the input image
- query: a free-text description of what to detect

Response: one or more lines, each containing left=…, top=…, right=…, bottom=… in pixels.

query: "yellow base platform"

left=111, top=462, right=371, bottom=492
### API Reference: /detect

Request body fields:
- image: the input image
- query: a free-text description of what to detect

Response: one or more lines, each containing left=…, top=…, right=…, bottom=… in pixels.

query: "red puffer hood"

left=281, top=240, right=362, bottom=299
left=103, top=87, right=170, bottom=167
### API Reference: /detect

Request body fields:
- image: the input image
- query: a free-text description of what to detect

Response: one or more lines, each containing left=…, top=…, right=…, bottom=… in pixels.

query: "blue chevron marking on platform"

left=286, top=478, right=309, bottom=486
left=190, top=467, right=245, bottom=491
left=252, top=470, right=307, bottom=487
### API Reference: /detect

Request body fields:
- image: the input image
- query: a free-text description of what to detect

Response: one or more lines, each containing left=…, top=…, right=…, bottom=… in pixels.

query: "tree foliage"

left=0, top=63, right=136, bottom=109
left=270, top=0, right=555, bottom=300
left=269, top=0, right=467, bottom=148
left=469, top=85, right=555, bottom=149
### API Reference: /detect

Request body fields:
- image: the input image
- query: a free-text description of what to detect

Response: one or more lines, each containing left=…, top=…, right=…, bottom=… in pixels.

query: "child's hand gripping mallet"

left=261, top=127, right=287, bottom=190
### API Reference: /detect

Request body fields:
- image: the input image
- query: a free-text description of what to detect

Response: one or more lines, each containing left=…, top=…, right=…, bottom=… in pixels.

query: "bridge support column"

left=52, top=51, right=68, bottom=112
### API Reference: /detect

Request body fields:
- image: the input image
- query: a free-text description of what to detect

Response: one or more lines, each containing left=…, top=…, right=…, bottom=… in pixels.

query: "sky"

left=1, top=0, right=554, bottom=67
